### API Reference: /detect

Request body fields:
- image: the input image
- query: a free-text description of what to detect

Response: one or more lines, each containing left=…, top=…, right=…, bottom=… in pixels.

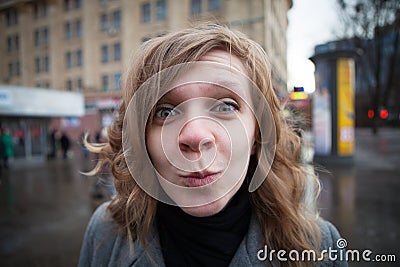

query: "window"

left=66, top=79, right=72, bottom=91
left=101, top=45, right=109, bottom=63
left=35, top=57, right=41, bottom=73
left=65, top=22, right=72, bottom=39
left=77, top=78, right=83, bottom=91
left=44, top=56, right=49, bottom=72
left=113, top=10, right=121, bottom=29
left=113, top=43, right=121, bottom=61
left=102, top=75, right=109, bottom=91
left=64, top=0, right=81, bottom=10
left=6, top=61, right=20, bottom=77
left=8, top=63, right=13, bottom=77
left=208, top=0, right=221, bottom=11
left=66, top=52, right=72, bottom=68
left=34, top=30, right=40, bottom=46
left=43, top=28, right=49, bottom=45
left=34, top=3, right=40, bottom=18
left=100, top=13, right=108, bottom=31
left=191, top=0, right=202, bottom=14
left=7, top=36, right=12, bottom=52
left=6, top=8, right=18, bottom=26
left=75, top=0, right=82, bottom=9
left=76, top=49, right=83, bottom=66
left=142, top=3, right=151, bottom=23
left=34, top=1, right=48, bottom=18
left=114, top=72, right=122, bottom=90
left=16, top=61, right=20, bottom=76
left=76, top=19, right=82, bottom=37
left=42, top=1, right=48, bottom=17
left=15, top=34, right=19, bottom=50
left=64, top=0, right=71, bottom=11
left=156, top=0, right=167, bottom=20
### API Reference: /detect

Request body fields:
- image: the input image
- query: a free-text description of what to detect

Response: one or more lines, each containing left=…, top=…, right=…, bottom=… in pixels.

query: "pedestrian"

left=0, top=128, right=14, bottom=169
left=48, top=129, right=57, bottom=159
left=60, top=132, right=70, bottom=159
left=79, top=24, right=347, bottom=266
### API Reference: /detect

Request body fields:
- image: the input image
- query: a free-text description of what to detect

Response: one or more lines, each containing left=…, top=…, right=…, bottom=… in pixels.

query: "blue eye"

left=155, top=106, right=179, bottom=119
left=211, top=99, right=239, bottom=113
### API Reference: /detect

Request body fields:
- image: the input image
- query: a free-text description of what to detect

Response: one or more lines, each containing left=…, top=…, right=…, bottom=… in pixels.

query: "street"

left=0, top=128, right=399, bottom=266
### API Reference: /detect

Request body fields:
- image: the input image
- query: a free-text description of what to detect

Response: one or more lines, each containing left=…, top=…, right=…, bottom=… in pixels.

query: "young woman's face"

left=146, top=50, right=257, bottom=217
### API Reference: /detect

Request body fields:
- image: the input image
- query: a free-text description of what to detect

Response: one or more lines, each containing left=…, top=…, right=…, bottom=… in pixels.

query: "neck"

left=156, top=182, right=252, bottom=267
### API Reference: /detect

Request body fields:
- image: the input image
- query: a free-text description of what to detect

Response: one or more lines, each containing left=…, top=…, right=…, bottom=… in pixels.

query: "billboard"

left=313, top=61, right=332, bottom=156
left=336, top=58, right=355, bottom=156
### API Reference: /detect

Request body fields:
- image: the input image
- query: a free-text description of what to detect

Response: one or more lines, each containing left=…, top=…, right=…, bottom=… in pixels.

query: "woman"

left=0, top=128, right=14, bottom=169
left=79, top=24, right=347, bottom=267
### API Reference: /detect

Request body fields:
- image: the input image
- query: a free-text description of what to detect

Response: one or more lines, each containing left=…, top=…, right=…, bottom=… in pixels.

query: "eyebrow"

left=210, top=80, right=242, bottom=89
left=157, top=82, right=244, bottom=105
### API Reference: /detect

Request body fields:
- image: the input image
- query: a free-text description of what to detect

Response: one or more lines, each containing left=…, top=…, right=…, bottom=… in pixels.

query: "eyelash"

left=211, top=99, right=240, bottom=113
left=154, top=105, right=179, bottom=119
left=153, top=98, right=240, bottom=120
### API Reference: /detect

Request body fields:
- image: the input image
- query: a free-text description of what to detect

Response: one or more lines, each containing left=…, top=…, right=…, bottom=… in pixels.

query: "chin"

left=181, top=199, right=228, bottom=217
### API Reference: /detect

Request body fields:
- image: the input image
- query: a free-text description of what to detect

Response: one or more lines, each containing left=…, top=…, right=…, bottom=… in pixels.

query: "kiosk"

left=310, top=45, right=356, bottom=163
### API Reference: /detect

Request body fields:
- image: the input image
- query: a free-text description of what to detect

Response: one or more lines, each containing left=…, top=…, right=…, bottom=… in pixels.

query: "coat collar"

left=124, top=214, right=274, bottom=267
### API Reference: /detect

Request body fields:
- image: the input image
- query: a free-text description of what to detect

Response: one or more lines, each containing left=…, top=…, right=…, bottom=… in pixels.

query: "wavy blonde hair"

left=88, top=23, right=321, bottom=266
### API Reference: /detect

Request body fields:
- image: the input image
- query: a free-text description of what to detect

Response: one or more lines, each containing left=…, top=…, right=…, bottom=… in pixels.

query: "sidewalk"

left=0, top=152, right=105, bottom=267
left=316, top=128, right=400, bottom=266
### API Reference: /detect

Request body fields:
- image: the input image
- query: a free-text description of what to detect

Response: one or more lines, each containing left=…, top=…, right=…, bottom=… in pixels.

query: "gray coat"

left=78, top=202, right=348, bottom=267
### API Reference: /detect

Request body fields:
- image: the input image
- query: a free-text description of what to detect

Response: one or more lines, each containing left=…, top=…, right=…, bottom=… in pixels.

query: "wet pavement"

left=317, top=128, right=400, bottom=266
left=0, top=128, right=399, bottom=266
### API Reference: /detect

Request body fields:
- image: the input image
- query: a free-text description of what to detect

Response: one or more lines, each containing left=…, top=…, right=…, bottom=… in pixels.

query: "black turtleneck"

left=156, top=182, right=251, bottom=267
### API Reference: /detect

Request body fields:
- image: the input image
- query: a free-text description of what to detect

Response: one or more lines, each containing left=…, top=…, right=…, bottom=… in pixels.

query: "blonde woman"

left=79, top=24, right=347, bottom=267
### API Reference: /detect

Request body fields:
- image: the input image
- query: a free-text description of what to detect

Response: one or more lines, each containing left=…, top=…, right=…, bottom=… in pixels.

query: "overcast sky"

left=287, top=0, right=342, bottom=93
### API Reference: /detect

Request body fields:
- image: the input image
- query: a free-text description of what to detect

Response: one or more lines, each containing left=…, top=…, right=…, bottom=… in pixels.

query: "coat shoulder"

left=317, top=218, right=349, bottom=267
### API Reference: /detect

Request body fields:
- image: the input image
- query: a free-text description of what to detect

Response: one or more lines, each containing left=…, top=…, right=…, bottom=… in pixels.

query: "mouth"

left=180, top=171, right=221, bottom=187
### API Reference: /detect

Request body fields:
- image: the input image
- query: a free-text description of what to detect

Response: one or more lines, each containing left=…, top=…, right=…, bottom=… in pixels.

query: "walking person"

left=79, top=24, right=347, bottom=267
left=60, top=132, right=70, bottom=159
left=1, top=128, right=14, bottom=169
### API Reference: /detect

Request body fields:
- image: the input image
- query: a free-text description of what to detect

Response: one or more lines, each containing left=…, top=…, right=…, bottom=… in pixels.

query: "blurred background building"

left=0, top=0, right=293, bottom=160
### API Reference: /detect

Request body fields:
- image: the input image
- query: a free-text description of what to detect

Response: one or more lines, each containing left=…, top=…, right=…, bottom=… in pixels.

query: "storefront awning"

left=0, top=85, right=84, bottom=117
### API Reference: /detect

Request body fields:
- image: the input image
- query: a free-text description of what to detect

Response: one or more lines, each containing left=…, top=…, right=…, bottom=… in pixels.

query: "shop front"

left=0, top=85, right=84, bottom=160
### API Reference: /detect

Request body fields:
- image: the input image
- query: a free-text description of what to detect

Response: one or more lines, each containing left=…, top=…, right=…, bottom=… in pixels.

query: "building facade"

left=0, top=0, right=293, bottom=140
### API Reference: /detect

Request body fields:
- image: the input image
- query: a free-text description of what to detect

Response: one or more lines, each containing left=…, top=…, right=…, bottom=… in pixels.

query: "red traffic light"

left=367, top=109, right=374, bottom=119
left=380, top=109, right=388, bottom=119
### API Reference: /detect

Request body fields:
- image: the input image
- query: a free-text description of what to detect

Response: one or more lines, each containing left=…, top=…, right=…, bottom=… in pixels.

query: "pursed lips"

left=180, top=171, right=221, bottom=187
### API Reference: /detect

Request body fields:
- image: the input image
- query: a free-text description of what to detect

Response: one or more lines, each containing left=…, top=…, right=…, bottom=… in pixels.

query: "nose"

left=179, top=119, right=215, bottom=154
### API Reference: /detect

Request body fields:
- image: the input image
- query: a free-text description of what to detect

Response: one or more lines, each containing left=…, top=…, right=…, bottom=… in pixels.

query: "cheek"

left=146, top=128, right=164, bottom=168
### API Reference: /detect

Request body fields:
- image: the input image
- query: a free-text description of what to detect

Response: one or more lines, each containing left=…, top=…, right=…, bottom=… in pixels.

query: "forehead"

left=160, top=51, right=251, bottom=102
left=199, top=50, right=247, bottom=74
